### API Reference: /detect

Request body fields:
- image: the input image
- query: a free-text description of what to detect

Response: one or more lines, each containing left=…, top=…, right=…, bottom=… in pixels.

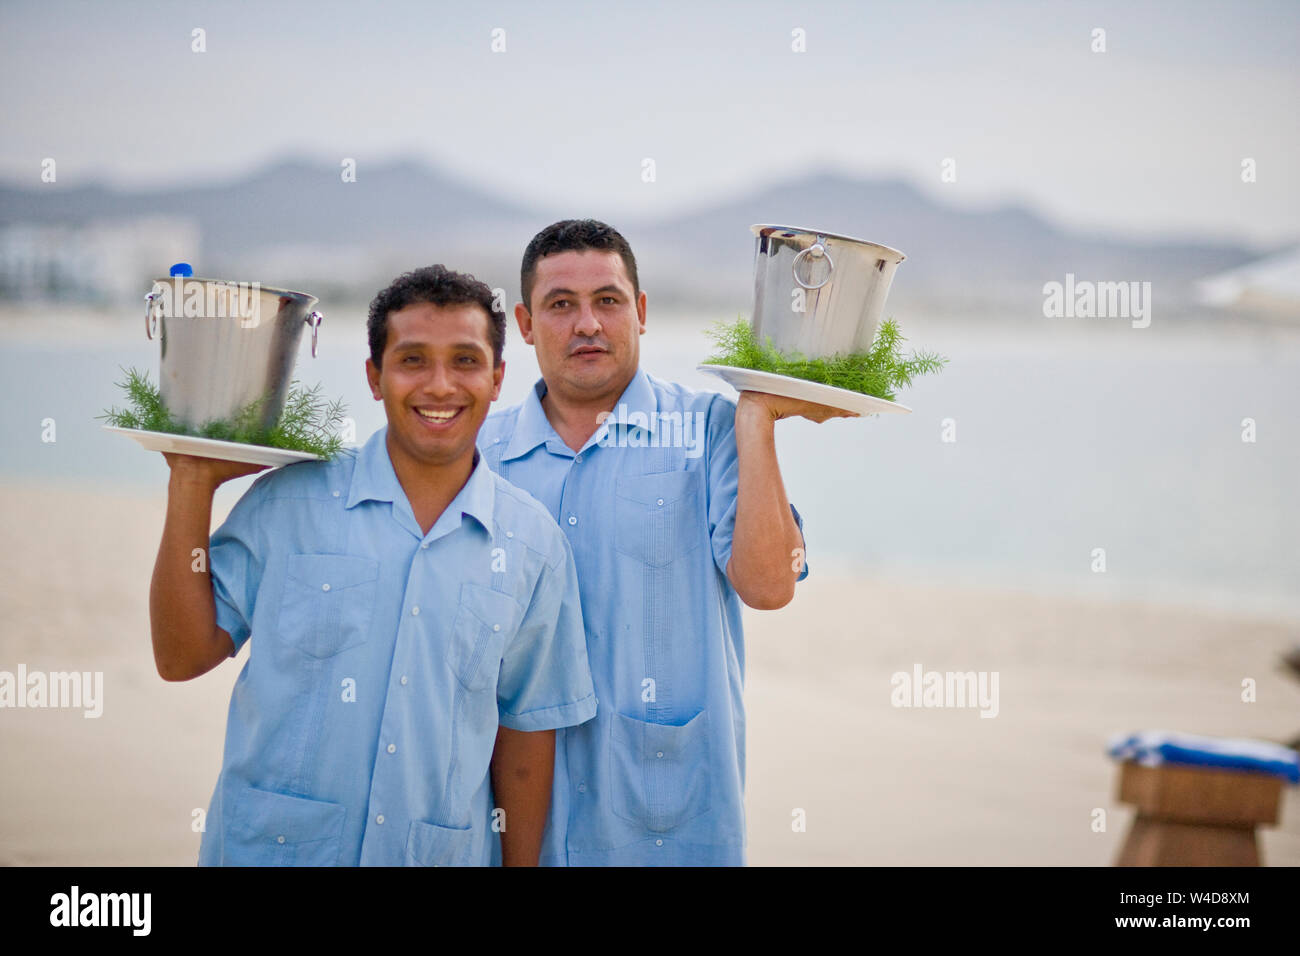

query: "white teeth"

left=417, top=408, right=459, bottom=421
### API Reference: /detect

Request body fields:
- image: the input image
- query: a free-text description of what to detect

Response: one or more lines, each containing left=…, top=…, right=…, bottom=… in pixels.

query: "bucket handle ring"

left=305, top=310, right=323, bottom=357
left=143, top=284, right=164, bottom=339
left=792, top=240, right=834, bottom=291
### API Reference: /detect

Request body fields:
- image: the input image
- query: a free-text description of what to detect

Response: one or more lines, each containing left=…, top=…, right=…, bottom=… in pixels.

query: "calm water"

left=3, top=310, right=1298, bottom=618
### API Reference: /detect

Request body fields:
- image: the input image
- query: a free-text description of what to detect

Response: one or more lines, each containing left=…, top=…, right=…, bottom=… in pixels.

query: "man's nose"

left=574, top=302, right=602, bottom=336
left=423, top=360, right=457, bottom=397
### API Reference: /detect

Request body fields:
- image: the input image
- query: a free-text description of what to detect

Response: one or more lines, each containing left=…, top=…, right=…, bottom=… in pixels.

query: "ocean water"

left=3, top=309, right=1297, bottom=619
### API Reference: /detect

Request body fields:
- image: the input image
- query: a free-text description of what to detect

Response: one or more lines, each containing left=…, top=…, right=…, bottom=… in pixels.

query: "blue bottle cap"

left=169, top=262, right=194, bottom=277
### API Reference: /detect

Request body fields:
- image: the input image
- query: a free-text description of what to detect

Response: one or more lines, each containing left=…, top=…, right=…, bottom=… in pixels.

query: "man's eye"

left=601, top=296, right=618, bottom=305
left=402, top=355, right=420, bottom=364
left=551, top=299, right=569, bottom=309
left=458, top=355, right=478, bottom=365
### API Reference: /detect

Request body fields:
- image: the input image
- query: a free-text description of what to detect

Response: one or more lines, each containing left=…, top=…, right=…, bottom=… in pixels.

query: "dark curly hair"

left=520, top=219, right=639, bottom=312
left=367, top=264, right=505, bottom=368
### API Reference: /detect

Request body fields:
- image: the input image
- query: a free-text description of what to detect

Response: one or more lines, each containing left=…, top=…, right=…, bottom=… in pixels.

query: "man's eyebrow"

left=390, top=340, right=488, bottom=353
left=540, top=285, right=626, bottom=300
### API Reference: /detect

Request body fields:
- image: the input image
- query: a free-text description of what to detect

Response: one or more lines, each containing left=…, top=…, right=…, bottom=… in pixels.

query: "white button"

left=400, top=675, right=408, bottom=685
left=575, top=454, right=583, bottom=463
left=376, top=814, right=385, bottom=825
left=568, top=515, right=577, bottom=525
left=656, top=751, right=664, bottom=758
left=332, top=490, right=340, bottom=498
left=421, top=542, right=429, bottom=549
left=655, top=839, right=663, bottom=847
left=276, top=835, right=285, bottom=844
left=387, top=744, right=396, bottom=754
left=321, top=583, right=331, bottom=592
left=656, top=498, right=664, bottom=506
left=411, top=606, right=420, bottom=616
left=577, top=782, right=587, bottom=793
left=493, top=437, right=500, bottom=444
left=505, top=531, right=513, bottom=539
left=493, top=624, right=501, bottom=632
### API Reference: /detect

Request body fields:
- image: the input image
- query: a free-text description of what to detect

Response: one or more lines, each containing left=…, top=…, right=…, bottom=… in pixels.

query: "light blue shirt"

left=478, top=369, right=808, bottom=865
left=199, top=425, right=597, bottom=866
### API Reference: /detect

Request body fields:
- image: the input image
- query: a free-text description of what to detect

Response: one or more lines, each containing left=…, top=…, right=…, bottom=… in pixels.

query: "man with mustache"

left=152, top=264, right=596, bottom=866
left=478, top=220, right=849, bottom=865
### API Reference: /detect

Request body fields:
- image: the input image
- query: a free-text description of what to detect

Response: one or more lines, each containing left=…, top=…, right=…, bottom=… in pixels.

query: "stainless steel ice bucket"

left=143, top=275, right=323, bottom=432
left=751, top=225, right=905, bottom=357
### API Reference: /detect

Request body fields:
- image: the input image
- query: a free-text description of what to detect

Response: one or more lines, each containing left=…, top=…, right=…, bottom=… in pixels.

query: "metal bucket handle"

left=143, top=284, right=163, bottom=339
left=792, top=237, right=835, bottom=291
left=306, top=310, right=323, bottom=357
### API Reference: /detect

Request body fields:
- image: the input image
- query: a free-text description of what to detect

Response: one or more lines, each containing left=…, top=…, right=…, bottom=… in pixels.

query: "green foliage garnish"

left=704, top=316, right=946, bottom=402
left=99, top=367, right=347, bottom=459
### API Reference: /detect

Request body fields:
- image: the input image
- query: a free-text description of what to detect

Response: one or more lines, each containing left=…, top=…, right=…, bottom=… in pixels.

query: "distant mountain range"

left=0, top=158, right=1279, bottom=311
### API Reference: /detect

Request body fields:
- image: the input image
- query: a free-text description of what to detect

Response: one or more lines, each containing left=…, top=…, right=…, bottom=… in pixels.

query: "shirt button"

left=656, top=498, right=664, bottom=506
left=655, top=839, right=663, bottom=847
left=493, top=624, right=501, bottom=632
left=421, top=542, right=429, bottom=549
left=387, top=743, right=396, bottom=754
left=332, top=490, right=340, bottom=498
left=276, top=835, right=285, bottom=844
left=575, top=454, right=583, bottom=463
left=411, top=606, right=420, bottom=616
left=577, top=782, right=587, bottom=793
left=321, top=583, right=330, bottom=592
left=567, top=515, right=577, bottom=526
left=656, top=751, right=664, bottom=758
left=376, top=814, right=385, bottom=825
left=505, top=531, right=514, bottom=539
left=400, top=675, right=408, bottom=685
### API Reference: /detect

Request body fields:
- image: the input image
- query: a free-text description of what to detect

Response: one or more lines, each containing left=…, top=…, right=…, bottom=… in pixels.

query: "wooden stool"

left=1114, top=761, right=1283, bottom=866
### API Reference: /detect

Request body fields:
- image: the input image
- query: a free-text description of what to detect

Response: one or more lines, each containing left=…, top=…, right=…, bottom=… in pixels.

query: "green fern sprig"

left=704, top=316, right=946, bottom=402
left=98, top=367, right=347, bottom=459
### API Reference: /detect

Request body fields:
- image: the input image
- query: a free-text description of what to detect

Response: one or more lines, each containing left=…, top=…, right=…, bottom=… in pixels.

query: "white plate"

left=696, top=365, right=912, bottom=416
left=103, top=426, right=323, bottom=467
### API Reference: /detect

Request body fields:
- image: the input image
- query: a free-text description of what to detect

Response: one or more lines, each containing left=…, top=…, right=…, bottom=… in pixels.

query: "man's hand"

left=161, top=452, right=269, bottom=489
left=736, top=389, right=860, bottom=423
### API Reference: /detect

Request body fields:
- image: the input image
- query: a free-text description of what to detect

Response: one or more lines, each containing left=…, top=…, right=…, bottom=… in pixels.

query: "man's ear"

left=491, top=358, right=505, bottom=402
left=365, top=358, right=382, bottom=400
left=636, top=289, right=647, bottom=335
left=514, top=302, right=535, bottom=345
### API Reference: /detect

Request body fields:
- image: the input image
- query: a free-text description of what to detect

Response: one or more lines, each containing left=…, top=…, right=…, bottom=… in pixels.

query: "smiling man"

left=478, top=220, right=851, bottom=865
left=150, top=264, right=596, bottom=866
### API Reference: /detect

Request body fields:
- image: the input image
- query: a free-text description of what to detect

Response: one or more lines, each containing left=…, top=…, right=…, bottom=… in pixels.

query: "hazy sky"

left=2, top=0, right=1296, bottom=246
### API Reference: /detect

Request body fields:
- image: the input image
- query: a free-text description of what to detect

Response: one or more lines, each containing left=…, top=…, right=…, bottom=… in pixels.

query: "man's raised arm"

left=150, top=454, right=266, bottom=682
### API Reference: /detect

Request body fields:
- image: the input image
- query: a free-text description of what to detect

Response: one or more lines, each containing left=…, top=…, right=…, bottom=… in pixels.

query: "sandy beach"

left=2, top=481, right=1297, bottom=866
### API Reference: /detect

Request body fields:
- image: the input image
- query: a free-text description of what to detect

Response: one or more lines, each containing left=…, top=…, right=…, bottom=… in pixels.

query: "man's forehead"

left=385, top=302, right=490, bottom=348
left=535, top=250, right=632, bottom=291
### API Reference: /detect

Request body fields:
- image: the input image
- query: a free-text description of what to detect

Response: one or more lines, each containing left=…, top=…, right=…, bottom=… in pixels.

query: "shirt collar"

left=347, top=426, right=495, bottom=537
left=501, top=368, right=659, bottom=462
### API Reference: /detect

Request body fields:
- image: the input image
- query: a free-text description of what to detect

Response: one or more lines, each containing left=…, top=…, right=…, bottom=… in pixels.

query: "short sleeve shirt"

left=199, top=426, right=596, bottom=866
left=477, top=369, right=808, bottom=865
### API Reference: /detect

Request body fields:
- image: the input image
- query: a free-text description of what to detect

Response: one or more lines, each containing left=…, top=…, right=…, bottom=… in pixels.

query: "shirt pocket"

left=609, top=709, right=711, bottom=833
left=449, top=582, right=523, bottom=691
left=228, top=785, right=346, bottom=866
left=277, top=553, right=380, bottom=659
left=614, top=470, right=704, bottom=568
left=405, top=819, right=475, bottom=867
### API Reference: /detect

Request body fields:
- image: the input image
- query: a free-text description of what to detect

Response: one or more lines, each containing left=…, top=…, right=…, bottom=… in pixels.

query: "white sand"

left=2, top=482, right=1297, bottom=865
